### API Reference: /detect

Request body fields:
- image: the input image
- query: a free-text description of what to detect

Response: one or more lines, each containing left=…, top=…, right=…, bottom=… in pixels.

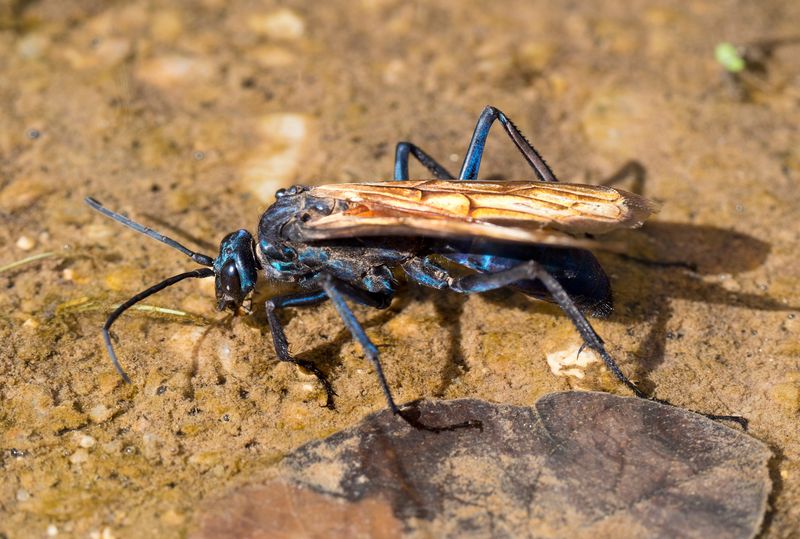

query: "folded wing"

left=300, top=180, right=658, bottom=246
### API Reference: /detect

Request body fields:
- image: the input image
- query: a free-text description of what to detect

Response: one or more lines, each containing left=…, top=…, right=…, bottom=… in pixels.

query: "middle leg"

left=320, top=274, right=481, bottom=432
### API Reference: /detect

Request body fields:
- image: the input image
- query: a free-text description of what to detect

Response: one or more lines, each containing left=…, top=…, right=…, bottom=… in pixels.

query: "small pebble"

left=69, top=448, right=89, bottom=464
left=251, top=45, right=296, bottom=68
left=281, top=401, right=312, bottom=431
left=16, top=235, right=35, bottom=251
left=247, top=8, right=305, bottom=40
left=78, top=435, right=96, bottom=448
left=16, top=488, right=30, bottom=501
left=142, top=433, right=161, bottom=458
left=216, top=342, right=237, bottom=373
left=718, top=274, right=742, bottom=292
left=546, top=344, right=600, bottom=379
left=135, top=55, right=215, bottom=88
left=516, top=41, right=556, bottom=71
left=17, top=34, right=50, bottom=59
left=46, top=524, right=58, bottom=536
left=88, top=403, right=113, bottom=423
left=22, top=318, right=39, bottom=329
left=382, top=59, right=405, bottom=84
left=89, top=528, right=115, bottom=539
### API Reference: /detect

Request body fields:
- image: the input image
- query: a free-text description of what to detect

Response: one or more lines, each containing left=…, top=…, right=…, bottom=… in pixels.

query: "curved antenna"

left=85, top=197, right=215, bottom=267
left=103, top=268, right=215, bottom=382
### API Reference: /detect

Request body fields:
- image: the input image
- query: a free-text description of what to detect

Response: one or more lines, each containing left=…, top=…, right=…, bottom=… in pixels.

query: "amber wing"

left=300, top=180, right=658, bottom=246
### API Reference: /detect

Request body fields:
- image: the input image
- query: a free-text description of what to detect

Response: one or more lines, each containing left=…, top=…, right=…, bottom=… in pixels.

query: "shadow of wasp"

left=86, top=105, right=743, bottom=431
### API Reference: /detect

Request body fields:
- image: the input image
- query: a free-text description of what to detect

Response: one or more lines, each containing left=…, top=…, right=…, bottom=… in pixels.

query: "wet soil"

left=1, top=0, right=799, bottom=537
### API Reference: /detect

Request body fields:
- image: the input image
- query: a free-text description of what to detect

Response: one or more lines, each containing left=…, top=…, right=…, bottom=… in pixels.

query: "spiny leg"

left=394, top=142, right=455, bottom=180
left=459, top=105, right=559, bottom=182
left=406, top=259, right=749, bottom=428
left=448, top=260, right=645, bottom=397
left=265, top=290, right=337, bottom=409
left=320, top=274, right=480, bottom=432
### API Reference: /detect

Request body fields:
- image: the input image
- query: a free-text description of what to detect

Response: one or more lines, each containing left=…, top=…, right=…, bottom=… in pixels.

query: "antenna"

left=85, top=196, right=218, bottom=381
left=103, top=268, right=215, bottom=382
left=85, top=197, right=215, bottom=267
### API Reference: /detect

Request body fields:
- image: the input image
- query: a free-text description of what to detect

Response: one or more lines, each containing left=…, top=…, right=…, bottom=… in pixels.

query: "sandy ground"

left=1, top=0, right=799, bottom=537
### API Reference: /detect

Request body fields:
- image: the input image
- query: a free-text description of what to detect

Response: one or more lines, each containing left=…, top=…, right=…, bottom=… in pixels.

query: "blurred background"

left=1, top=1, right=798, bottom=537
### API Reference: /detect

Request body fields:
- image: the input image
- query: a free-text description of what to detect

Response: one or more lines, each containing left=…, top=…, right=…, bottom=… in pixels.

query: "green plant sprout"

left=715, top=42, right=746, bottom=73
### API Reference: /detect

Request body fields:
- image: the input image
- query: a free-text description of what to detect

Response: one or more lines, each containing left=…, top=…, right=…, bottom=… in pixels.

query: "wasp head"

left=214, top=229, right=260, bottom=312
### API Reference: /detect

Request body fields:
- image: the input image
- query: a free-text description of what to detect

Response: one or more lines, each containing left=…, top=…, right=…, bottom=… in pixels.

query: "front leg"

left=265, top=290, right=336, bottom=409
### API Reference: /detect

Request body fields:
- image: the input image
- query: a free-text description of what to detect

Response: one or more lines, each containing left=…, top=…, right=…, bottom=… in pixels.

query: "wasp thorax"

left=213, top=229, right=259, bottom=312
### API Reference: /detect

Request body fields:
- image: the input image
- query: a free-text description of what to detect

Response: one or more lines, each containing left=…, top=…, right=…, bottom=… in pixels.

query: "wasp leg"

left=265, top=290, right=338, bottom=409
left=401, top=257, right=451, bottom=289
left=320, top=274, right=479, bottom=432
left=319, top=276, right=398, bottom=411
left=459, top=105, right=559, bottom=183
left=331, top=279, right=395, bottom=310
left=448, top=261, right=645, bottom=398
left=393, top=142, right=455, bottom=180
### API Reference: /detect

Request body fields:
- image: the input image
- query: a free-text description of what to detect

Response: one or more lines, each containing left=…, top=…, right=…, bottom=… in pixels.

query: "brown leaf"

left=192, top=393, right=771, bottom=539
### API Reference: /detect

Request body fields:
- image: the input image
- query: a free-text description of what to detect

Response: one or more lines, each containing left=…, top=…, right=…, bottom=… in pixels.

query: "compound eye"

left=220, top=259, right=241, bottom=294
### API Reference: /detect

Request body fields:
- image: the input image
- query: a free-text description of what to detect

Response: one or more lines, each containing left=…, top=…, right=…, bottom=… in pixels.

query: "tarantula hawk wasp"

left=87, top=105, right=666, bottom=432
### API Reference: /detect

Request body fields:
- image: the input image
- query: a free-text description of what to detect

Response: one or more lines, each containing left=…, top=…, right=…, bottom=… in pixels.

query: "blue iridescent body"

left=87, top=105, right=647, bottom=432
left=252, top=190, right=612, bottom=316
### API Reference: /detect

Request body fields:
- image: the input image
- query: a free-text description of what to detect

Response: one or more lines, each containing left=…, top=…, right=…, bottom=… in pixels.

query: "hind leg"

left=403, top=256, right=641, bottom=397
left=448, top=260, right=643, bottom=396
